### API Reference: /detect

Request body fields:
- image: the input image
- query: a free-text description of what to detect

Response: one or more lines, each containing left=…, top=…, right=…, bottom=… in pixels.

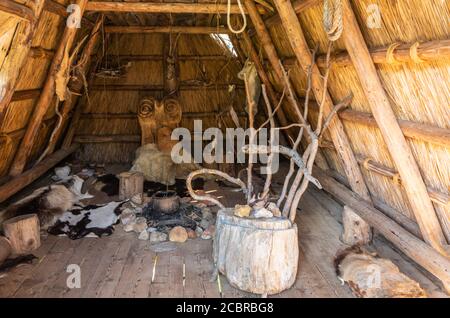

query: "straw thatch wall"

left=0, top=0, right=91, bottom=178
left=75, top=32, right=247, bottom=163
left=240, top=0, right=449, bottom=241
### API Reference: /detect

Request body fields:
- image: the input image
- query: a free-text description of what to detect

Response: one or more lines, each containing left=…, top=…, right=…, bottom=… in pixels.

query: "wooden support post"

left=340, top=0, right=448, bottom=254
left=0, top=236, right=12, bottom=264
left=272, top=0, right=372, bottom=244
left=42, top=14, right=104, bottom=158
left=314, top=168, right=450, bottom=294
left=0, top=144, right=79, bottom=203
left=3, top=214, right=41, bottom=255
left=9, top=0, right=88, bottom=177
left=118, top=171, right=144, bottom=201
left=0, top=0, right=46, bottom=125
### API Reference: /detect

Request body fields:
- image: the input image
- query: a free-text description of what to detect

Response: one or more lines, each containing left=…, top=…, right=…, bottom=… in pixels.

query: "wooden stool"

left=118, top=171, right=144, bottom=201
left=3, top=214, right=40, bottom=255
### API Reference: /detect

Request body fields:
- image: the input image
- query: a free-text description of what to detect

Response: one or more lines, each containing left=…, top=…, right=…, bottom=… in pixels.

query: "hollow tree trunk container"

left=213, top=208, right=298, bottom=295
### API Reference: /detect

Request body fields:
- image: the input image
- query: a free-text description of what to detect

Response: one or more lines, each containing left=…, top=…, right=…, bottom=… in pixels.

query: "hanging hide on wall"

left=238, top=59, right=261, bottom=117
left=334, top=247, right=427, bottom=298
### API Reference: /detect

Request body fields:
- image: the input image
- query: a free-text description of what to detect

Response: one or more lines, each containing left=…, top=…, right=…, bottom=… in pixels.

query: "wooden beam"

left=80, top=111, right=247, bottom=120
left=0, top=144, right=79, bottom=203
left=104, top=26, right=230, bottom=34
left=90, top=84, right=244, bottom=91
left=354, top=154, right=450, bottom=207
left=44, top=0, right=93, bottom=27
left=9, top=0, right=88, bottom=177
left=11, top=89, right=41, bottom=102
left=272, top=0, right=373, bottom=243
left=41, top=15, right=105, bottom=159
left=0, top=117, right=56, bottom=143
left=29, top=47, right=55, bottom=59
left=85, top=2, right=267, bottom=14
left=0, top=0, right=45, bottom=126
left=314, top=167, right=450, bottom=293
left=308, top=104, right=450, bottom=148
left=340, top=0, right=448, bottom=254
left=0, top=0, right=35, bottom=22
left=102, top=54, right=232, bottom=62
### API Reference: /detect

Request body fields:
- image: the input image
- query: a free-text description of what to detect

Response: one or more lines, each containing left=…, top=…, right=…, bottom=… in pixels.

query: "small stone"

left=131, top=193, right=143, bottom=205
left=252, top=208, right=273, bottom=219
left=123, top=223, right=134, bottom=232
left=266, top=202, right=281, bottom=217
left=186, top=228, right=197, bottom=239
left=201, top=207, right=213, bottom=221
left=195, top=227, right=203, bottom=237
left=201, top=225, right=216, bottom=240
left=133, top=217, right=148, bottom=233
left=150, top=231, right=168, bottom=244
left=200, top=218, right=211, bottom=230
left=147, top=227, right=158, bottom=233
left=169, top=226, right=188, bottom=243
left=234, top=204, right=251, bottom=218
left=138, top=230, right=149, bottom=240
left=180, top=197, right=191, bottom=204
left=120, top=209, right=136, bottom=225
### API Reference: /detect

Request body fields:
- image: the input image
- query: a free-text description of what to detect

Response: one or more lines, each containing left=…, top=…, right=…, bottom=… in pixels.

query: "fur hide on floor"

left=334, top=246, right=427, bottom=298
left=48, top=201, right=125, bottom=240
left=0, top=176, right=93, bottom=230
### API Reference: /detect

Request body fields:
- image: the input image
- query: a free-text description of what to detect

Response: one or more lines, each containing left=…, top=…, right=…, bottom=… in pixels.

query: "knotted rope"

left=386, top=42, right=401, bottom=65
left=227, top=0, right=247, bottom=34
left=323, top=0, right=343, bottom=42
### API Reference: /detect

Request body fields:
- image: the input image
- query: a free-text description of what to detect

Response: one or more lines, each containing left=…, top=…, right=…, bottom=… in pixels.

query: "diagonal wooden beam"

left=9, top=0, right=89, bottom=177
left=0, top=0, right=35, bottom=22
left=271, top=0, right=373, bottom=244
left=0, top=0, right=46, bottom=128
left=340, top=0, right=448, bottom=255
left=40, top=14, right=105, bottom=159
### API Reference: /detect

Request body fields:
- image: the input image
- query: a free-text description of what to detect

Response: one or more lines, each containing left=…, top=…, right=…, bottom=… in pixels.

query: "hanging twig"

left=260, top=85, right=275, bottom=202
left=243, top=74, right=256, bottom=203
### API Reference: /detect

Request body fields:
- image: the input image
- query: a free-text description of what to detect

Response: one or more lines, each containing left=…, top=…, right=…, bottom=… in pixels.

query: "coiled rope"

left=227, top=0, right=247, bottom=34
left=323, top=0, right=343, bottom=42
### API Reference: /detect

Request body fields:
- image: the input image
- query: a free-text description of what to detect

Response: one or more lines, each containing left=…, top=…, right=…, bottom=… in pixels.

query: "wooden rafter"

left=0, top=0, right=35, bottom=22
left=85, top=2, right=268, bottom=14
left=340, top=0, right=448, bottom=255
left=9, top=0, right=89, bottom=177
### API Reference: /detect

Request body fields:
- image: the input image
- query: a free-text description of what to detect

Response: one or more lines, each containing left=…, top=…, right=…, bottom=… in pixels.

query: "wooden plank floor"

left=0, top=187, right=446, bottom=297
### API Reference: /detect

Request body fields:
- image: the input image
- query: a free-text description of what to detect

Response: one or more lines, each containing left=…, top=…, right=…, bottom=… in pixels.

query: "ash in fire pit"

left=142, top=202, right=203, bottom=233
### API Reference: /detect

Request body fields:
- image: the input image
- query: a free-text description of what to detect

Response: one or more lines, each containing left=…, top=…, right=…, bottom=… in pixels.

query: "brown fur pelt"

left=0, top=176, right=90, bottom=230
left=334, top=246, right=427, bottom=298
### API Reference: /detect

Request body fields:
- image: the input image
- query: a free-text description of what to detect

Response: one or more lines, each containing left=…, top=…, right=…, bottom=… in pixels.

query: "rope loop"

left=386, top=42, right=401, bottom=64
left=362, top=157, right=374, bottom=170
left=227, top=0, right=247, bottom=34
left=323, top=0, right=343, bottom=42
left=410, top=42, right=425, bottom=63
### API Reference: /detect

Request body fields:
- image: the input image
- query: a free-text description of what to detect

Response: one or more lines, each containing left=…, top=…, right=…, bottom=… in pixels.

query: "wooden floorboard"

left=0, top=185, right=446, bottom=297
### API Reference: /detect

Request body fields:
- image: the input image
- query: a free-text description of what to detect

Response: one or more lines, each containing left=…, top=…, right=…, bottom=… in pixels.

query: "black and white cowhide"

left=48, top=201, right=125, bottom=240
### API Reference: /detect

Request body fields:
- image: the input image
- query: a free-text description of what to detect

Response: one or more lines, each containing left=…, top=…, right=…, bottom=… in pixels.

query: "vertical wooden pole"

left=339, top=0, right=448, bottom=254
left=254, top=0, right=372, bottom=244
left=42, top=14, right=104, bottom=157
left=0, top=0, right=46, bottom=125
left=9, top=0, right=89, bottom=176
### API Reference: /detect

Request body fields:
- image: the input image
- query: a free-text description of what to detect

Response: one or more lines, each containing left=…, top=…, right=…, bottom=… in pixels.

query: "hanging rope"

left=227, top=0, right=247, bottom=34
left=323, top=0, right=343, bottom=42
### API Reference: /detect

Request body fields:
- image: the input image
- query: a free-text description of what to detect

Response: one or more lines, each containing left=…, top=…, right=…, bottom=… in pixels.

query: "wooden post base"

left=118, top=171, right=144, bottom=201
left=3, top=214, right=41, bottom=255
left=342, top=206, right=372, bottom=246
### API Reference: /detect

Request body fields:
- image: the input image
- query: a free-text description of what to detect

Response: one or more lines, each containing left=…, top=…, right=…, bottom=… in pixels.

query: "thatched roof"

left=0, top=0, right=449, bottom=290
